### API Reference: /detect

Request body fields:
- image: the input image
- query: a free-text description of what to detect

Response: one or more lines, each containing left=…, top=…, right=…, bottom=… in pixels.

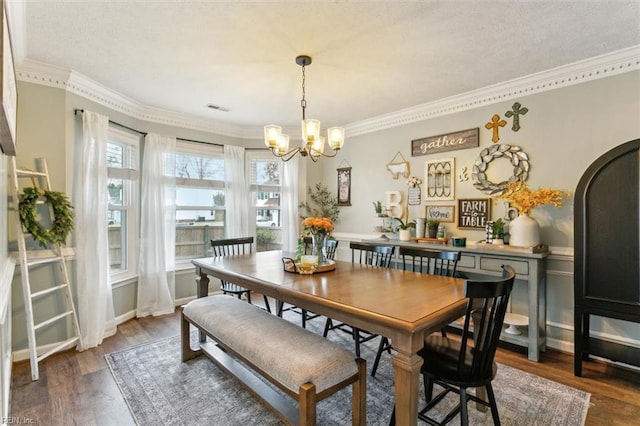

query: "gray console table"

left=362, top=238, right=548, bottom=362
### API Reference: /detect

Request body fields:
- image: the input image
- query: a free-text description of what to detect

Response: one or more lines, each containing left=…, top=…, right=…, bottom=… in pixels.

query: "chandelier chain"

left=300, top=63, right=307, bottom=120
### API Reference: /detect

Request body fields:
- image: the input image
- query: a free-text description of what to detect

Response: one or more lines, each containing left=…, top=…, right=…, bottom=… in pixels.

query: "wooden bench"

left=181, top=295, right=366, bottom=426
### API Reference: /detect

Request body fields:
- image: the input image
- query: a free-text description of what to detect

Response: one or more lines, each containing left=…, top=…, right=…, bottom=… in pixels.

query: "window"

left=107, top=127, right=139, bottom=281
left=173, top=141, right=225, bottom=261
left=247, top=152, right=282, bottom=252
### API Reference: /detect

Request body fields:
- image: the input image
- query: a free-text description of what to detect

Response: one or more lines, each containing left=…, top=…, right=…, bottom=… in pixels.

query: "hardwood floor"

left=10, top=308, right=640, bottom=425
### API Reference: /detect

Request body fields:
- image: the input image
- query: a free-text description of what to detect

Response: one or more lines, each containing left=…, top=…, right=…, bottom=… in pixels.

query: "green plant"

left=394, top=218, right=416, bottom=231
left=372, top=201, right=383, bottom=215
left=256, top=228, right=276, bottom=245
left=299, top=183, right=340, bottom=223
left=492, top=218, right=506, bottom=237
left=427, top=219, right=440, bottom=230
left=19, top=187, right=74, bottom=248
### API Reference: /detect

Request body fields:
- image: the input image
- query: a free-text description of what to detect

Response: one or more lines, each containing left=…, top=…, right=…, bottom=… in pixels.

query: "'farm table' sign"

left=411, top=128, right=479, bottom=157
left=458, top=198, right=491, bottom=229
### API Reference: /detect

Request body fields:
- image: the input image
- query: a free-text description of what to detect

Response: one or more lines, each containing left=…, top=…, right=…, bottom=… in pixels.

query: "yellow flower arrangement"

left=302, top=217, right=334, bottom=235
left=499, top=181, right=570, bottom=215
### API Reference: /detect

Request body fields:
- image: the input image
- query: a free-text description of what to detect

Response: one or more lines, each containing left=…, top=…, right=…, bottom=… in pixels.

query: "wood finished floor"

left=9, top=305, right=640, bottom=426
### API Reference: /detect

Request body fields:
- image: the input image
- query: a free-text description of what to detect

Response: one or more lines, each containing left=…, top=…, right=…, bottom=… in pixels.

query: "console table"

left=361, top=238, right=548, bottom=362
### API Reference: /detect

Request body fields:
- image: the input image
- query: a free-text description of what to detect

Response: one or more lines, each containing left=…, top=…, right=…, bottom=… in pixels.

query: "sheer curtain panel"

left=282, top=156, right=301, bottom=252
left=137, top=133, right=176, bottom=317
left=224, top=145, right=250, bottom=238
left=74, top=110, right=116, bottom=348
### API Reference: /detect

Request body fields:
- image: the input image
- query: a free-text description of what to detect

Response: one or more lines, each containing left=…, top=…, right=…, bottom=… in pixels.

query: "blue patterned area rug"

left=105, top=310, right=590, bottom=425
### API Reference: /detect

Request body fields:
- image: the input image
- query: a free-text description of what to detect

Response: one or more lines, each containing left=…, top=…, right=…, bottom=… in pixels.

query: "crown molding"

left=345, top=45, right=640, bottom=136
left=15, top=46, right=640, bottom=140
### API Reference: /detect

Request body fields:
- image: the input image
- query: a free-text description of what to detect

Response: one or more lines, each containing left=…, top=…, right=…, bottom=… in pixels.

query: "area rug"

left=105, top=311, right=590, bottom=425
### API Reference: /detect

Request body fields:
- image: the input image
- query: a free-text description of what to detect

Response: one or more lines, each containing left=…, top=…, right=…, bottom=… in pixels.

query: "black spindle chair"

left=388, top=265, right=516, bottom=426
left=210, top=237, right=271, bottom=313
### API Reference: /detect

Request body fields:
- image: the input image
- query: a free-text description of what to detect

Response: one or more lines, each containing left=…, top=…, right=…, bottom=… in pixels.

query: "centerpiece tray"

left=282, top=258, right=336, bottom=274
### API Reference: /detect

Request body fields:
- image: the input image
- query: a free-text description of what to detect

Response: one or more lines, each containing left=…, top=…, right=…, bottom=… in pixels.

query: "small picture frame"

left=337, top=167, right=352, bottom=206
left=458, top=198, right=491, bottom=229
left=426, top=205, right=455, bottom=223
left=425, top=158, right=455, bottom=201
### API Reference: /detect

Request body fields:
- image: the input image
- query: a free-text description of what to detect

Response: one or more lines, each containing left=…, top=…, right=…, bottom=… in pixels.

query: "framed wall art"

left=426, top=205, right=455, bottom=223
left=337, top=166, right=351, bottom=206
left=424, top=158, right=455, bottom=201
left=458, top=198, right=491, bottom=229
left=0, top=0, right=16, bottom=156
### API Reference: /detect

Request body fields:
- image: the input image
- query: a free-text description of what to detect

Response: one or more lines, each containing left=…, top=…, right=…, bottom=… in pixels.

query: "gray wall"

left=7, top=70, right=640, bottom=358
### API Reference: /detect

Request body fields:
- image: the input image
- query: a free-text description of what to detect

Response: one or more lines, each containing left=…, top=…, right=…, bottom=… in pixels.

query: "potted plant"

left=492, top=218, right=506, bottom=245
left=372, top=201, right=386, bottom=217
left=395, top=218, right=415, bottom=241
left=426, top=219, right=440, bottom=238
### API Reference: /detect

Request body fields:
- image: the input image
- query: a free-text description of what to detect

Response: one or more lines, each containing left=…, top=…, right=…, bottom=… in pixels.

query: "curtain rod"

left=74, top=108, right=225, bottom=147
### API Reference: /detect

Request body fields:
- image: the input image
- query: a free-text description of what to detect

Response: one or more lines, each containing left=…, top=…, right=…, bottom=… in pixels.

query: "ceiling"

left=13, top=1, right=640, bottom=133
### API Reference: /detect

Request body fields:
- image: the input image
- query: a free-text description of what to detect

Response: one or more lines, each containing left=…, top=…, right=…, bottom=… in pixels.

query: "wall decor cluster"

left=426, top=205, right=455, bottom=223
left=411, top=128, right=479, bottom=157
left=337, top=164, right=352, bottom=206
left=505, top=102, right=528, bottom=131
left=471, top=144, right=530, bottom=195
left=386, top=151, right=410, bottom=179
left=425, top=158, right=455, bottom=201
left=458, top=198, right=491, bottom=229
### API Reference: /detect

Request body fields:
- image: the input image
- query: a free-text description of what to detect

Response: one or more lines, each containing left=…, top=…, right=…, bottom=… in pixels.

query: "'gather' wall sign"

left=411, top=127, right=479, bottom=157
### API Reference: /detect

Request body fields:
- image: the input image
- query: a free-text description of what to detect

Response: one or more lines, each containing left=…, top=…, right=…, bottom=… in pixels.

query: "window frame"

left=107, top=126, right=140, bottom=284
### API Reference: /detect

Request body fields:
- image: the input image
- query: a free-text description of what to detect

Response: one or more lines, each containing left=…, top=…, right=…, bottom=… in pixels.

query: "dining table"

left=191, top=250, right=467, bottom=426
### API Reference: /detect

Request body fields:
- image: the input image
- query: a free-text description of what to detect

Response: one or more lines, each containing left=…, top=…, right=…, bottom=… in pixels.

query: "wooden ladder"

left=9, top=157, right=83, bottom=381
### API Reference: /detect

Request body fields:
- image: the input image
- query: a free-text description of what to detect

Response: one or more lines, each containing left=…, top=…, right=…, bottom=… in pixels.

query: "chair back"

left=399, top=246, right=460, bottom=277
left=350, top=242, right=395, bottom=267
left=325, top=239, right=339, bottom=260
left=458, top=265, right=516, bottom=378
left=210, top=237, right=254, bottom=257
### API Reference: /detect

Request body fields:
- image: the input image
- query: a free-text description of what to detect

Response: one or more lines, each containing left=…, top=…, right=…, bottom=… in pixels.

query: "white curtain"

left=75, top=110, right=116, bottom=349
left=224, top=145, right=250, bottom=238
left=137, top=133, right=176, bottom=317
left=282, top=155, right=301, bottom=252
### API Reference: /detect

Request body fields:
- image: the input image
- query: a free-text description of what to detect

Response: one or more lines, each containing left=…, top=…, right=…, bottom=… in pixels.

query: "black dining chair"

left=210, top=236, right=271, bottom=313
left=323, top=241, right=395, bottom=357
left=388, top=265, right=516, bottom=426
left=372, top=247, right=462, bottom=377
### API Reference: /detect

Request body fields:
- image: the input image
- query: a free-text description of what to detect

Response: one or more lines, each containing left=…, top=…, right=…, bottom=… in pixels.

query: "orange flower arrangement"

left=499, top=181, right=570, bottom=215
left=302, top=217, right=334, bottom=235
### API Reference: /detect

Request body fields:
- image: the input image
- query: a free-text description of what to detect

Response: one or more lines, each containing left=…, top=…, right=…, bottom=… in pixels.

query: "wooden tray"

left=474, top=242, right=549, bottom=253
left=414, top=237, right=449, bottom=244
left=282, top=258, right=336, bottom=274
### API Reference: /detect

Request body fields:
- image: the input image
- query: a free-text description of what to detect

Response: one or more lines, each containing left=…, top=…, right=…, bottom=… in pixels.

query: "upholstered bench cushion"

left=183, top=295, right=358, bottom=393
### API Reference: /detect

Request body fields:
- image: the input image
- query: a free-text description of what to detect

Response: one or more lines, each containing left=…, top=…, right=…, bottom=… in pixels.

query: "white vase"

left=399, top=229, right=411, bottom=241
left=509, top=213, right=540, bottom=247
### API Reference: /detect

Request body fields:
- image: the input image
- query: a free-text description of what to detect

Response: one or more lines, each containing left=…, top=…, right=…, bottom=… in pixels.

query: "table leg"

left=391, top=351, right=422, bottom=426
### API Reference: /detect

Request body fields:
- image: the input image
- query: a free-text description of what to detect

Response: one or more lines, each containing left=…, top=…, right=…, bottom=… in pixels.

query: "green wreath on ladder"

left=18, top=187, right=74, bottom=248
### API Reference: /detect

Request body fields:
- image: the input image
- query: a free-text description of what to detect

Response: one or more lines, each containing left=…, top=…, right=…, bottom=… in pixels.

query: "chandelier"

left=264, top=55, right=345, bottom=162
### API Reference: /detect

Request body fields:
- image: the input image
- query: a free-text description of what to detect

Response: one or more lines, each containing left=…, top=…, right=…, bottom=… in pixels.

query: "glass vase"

left=312, top=233, right=326, bottom=265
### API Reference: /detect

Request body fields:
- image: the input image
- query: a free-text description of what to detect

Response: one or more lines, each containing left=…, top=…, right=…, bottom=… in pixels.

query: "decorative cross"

left=485, top=114, right=507, bottom=143
left=505, top=102, right=528, bottom=131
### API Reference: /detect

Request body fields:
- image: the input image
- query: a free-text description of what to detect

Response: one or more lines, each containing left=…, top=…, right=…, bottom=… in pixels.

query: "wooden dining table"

left=192, top=250, right=467, bottom=426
